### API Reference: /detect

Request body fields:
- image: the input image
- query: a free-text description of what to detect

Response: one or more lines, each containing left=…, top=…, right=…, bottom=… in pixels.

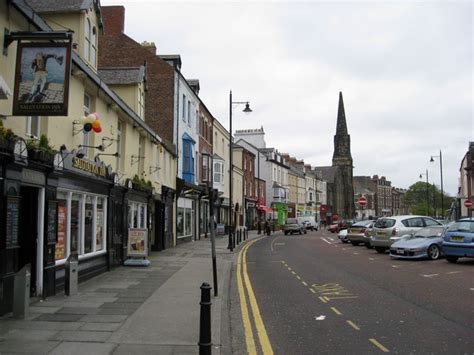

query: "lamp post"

left=420, top=170, right=429, bottom=216
left=430, top=150, right=444, bottom=218
left=228, top=90, right=252, bottom=251
left=202, top=152, right=218, bottom=296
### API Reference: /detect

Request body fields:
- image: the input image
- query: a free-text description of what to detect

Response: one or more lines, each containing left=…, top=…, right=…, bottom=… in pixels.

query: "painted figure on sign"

left=28, top=52, right=64, bottom=102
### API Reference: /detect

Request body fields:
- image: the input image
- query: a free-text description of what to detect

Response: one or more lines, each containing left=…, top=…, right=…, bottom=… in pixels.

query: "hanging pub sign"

left=12, top=42, right=71, bottom=116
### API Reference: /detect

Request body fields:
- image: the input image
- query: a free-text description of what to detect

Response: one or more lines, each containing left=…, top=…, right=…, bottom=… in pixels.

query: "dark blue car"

left=441, top=217, right=474, bottom=263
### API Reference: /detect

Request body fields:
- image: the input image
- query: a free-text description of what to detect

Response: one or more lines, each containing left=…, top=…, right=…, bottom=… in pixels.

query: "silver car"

left=347, top=220, right=374, bottom=246
left=389, top=226, right=446, bottom=260
left=371, top=215, right=443, bottom=254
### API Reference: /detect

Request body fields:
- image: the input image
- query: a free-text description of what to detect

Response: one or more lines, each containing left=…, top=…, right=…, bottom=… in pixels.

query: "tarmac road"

left=232, top=229, right=474, bottom=354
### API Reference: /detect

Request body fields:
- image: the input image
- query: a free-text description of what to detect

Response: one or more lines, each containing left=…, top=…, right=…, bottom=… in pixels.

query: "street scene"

left=0, top=0, right=472, bottom=354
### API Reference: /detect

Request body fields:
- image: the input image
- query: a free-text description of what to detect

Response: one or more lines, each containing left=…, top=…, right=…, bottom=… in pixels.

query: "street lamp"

left=228, top=90, right=252, bottom=251
left=419, top=169, right=430, bottom=216
left=202, top=152, right=218, bottom=296
left=430, top=150, right=444, bottom=218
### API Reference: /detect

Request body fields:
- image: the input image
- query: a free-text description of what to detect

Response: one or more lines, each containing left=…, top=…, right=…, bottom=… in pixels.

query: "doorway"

left=18, top=186, right=39, bottom=297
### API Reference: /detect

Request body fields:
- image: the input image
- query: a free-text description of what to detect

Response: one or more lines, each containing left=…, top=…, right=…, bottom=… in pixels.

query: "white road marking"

left=446, top=271, right=462, bottom=275
left=327, top=237, right=335, bottom=241
left=391, top=265, right=400, bottom=268
left=421, top=274, right=439, bottom=278
left=369, top=258, right=376, bottom=261
left=321, top=237, right=332, bottom=244
left=315, top=315, right=326, bottom=320
left=353, top=252, right=359, bottom=255
left=470, top=288, right=474, bottom=291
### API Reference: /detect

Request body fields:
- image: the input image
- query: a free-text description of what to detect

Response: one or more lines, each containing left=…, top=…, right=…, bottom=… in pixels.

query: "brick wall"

left=99, top=6, right=176, bottom=147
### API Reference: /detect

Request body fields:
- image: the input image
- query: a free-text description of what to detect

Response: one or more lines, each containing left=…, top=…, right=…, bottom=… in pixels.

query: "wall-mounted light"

left=72, top=120, right=82, bottom=136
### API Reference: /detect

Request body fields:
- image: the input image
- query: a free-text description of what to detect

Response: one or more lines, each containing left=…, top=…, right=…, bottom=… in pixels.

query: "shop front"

left=153, top=185, right=175, bottom=251
left=245, top=198, right=257, bottom=230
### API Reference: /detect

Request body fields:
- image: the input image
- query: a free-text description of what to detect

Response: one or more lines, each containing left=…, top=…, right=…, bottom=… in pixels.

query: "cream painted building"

left=0, top=0, right=176, bottom=315
left=213, top=118, right=230, bottom=224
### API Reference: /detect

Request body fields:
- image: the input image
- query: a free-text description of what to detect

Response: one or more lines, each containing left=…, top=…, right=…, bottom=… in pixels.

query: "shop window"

left=70, top=194, right=81, bottom=254
left=96, top=197, right=105, bottom=251
left=55, top=192, right=68, bottom=261
left=54, top=191, right=107, bottom=263
left=128, top=202, right=147, bottom=229
left=84, top=196, right=94, bottom=253
left=139, top=205, right=146, bottom=228
left=185, top=208, right=192, bottom=236
left=177, top=207, right=184, bottom=237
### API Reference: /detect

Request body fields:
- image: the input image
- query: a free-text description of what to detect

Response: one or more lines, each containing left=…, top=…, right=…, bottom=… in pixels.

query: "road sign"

left=357, top=196, right=368, bottom=207
left=464, top=199, right=473, bottom=208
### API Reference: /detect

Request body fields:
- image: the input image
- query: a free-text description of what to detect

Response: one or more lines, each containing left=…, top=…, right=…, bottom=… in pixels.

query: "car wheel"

left=427, top=245, right=440, bottom=260
left=299, top=230, right=302, bottom=235
left=351, top=241, right=359, bottom=246
left=365, top=243, right=373, bottom=249
left=375, top=247, right=386, bottom=254
left=446, top=256, right=458, bottom=263
left=284, top=231, right=288, bottom=235
left=342, top=239, right=349, bottom=244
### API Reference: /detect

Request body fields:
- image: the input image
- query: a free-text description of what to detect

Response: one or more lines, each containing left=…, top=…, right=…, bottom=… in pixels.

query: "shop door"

left=19, top=186, right=38, bottom=297
left=111, top=201, right=124, bottom=266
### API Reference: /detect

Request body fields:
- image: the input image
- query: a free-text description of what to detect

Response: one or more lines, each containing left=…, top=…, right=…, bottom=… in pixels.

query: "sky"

left=101, top=0, right=473, bottom=196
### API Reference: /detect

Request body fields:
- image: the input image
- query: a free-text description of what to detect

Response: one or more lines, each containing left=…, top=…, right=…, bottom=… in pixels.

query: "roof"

left=313, top=166, right=336, bottom=183
left=98, top=66, right=145, bottom=85
left=289, top=166, right=305, bottom=178
left=354, top=187, right=374, bottom=195
left=26, top=0, right=93, bottom=13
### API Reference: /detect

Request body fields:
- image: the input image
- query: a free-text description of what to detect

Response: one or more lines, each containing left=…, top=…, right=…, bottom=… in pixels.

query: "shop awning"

left=258, top=206, right=274, bottom=213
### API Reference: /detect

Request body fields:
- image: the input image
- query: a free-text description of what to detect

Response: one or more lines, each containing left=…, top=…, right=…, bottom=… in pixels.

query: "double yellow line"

left=237, top=237, right=274, bottom=355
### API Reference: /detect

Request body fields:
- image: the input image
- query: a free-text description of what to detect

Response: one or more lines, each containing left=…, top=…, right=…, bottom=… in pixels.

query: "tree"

left=403, top=182, right=454, bottom=217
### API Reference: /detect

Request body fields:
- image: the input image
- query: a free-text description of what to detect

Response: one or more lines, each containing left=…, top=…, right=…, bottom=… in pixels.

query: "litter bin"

left=13, top=263, right=31, bottom=319
left=65, top=253, right=79, bottom=296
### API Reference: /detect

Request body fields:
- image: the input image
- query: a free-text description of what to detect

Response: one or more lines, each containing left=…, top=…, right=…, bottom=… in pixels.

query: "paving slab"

left=52, top=330, right=112, bottom=342
left=113, top=343, right=199, bottom=354
left=0, top=320, right=83, bottom=331
left=97, top=308, right=135, bottom=316
left=80, top=322, right=122, bottom=332
left=56, top=307, right=100, bottom=315
left=0, top=328, right=59, bottom=341
left=28, top=306, right=62, bottom=314
left=114, top=297, right=148, bottom=303
left=100, top=302, right=141, bottom=310
left=35, top=314, right=84, bottom=322
left=0, top=340, right=60, bottom=354
left=80, top=315, right=127, bottom=323
left=49, top=342, right=117, bottom=355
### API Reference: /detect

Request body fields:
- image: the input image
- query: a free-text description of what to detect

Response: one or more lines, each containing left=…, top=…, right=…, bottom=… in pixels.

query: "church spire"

left=336, top=91, right=348, bottom=136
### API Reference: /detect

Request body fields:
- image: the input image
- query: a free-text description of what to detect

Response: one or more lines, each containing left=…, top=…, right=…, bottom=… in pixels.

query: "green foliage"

left=26, top=134, right=55, bottom=154
left=0, top=120, right=15, bottom=140
left=132, top=174, right=153, bottom=190
left=403, top=181, right=454, bottom=217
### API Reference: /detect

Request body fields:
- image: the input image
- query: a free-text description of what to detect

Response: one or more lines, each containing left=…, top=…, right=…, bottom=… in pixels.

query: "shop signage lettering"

left=72, top=157, right=107, bottom=177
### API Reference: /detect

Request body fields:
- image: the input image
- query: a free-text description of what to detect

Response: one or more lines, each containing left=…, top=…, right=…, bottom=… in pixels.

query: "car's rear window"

left=352, top=221, right=369, bottom=227
left=447, top=221, right=474, bottom=233
left=286, top=218, right=298, bottom=224
left=374, top=219, right=395, bottom=228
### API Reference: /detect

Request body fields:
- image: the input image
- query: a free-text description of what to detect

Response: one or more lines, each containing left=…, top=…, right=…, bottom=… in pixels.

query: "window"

left=84, top=18, right=91, bottom=61
left=202, top=155, right=209, bottom=182
left=182, top=138, right=195, bottom=183
left=55, top=191, right=107, bottom=262
left=116, top=121, right=122, bottom=172
left=26, top=116, right=40, bottom=138
left=214, top=161, right=224, bottom=183
left=187, top=100, right=191, bottom=125
left=182, top=94, right=186, bottom=120
left=155, top=146, right=161, bottom=182
left=91, top=27, right=97, bottom=66
left=138, top=86, right=145, bottom=119
left=128, top=202, right=147, bottom=229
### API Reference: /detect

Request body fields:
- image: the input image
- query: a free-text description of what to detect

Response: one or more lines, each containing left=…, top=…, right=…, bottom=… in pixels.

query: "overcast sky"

left=102, top=0, right=473, bottom=196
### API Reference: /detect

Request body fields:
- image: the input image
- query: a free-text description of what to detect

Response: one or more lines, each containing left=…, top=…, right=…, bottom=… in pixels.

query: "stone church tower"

left=332, top=92, right=355, bottom=218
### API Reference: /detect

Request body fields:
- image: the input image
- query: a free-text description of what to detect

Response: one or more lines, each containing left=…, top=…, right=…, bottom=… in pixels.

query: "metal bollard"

left=13, top=264, right=31, bottom=319
left=65, top=253, right=79, bottom=296
left=198, top=282, right=212, bottom=355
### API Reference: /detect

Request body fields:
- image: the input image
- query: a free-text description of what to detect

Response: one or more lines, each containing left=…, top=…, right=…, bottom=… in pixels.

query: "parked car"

left=328, top=223, right=340, bottom=233
left=283, top=218, right=307, bottom=235
left=370, top=215, right=443, bottom=254
left=347, top=220, right=374, bottom=246
left=297, top=216, right=319, bottom=231
left=338, top=228, right=349, bottom=243
left=328, top=220, right=353, bottom=233
left=362, top=220, right=377, bottom=248
left=389, top=226, right=446, bottom=260
left=441, top=217, right=474, bottom=263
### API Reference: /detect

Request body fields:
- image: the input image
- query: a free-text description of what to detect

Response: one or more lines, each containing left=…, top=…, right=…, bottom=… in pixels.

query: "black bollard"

left=245, top=228, right=248, bottom=240
left=199, top=283, right=212, bottom=355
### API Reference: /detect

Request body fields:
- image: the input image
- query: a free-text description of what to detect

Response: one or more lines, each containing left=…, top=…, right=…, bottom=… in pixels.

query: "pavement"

left=0, top=230, right=261, bottom=355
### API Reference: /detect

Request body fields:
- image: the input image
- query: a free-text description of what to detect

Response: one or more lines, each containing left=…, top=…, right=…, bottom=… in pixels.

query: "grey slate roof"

left=313, top=166, right=336, bottom=183
left=26, top=0, right=93, bottom=13
left=354, top=187, right=374, bottom=195
left=98, top=67, right=145, bottom=85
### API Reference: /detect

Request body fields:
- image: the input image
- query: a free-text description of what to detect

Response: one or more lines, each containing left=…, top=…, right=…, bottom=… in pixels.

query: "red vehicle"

left=328, top=220, right=354, bottom=233
left=328, top=223, right=340, bottom=233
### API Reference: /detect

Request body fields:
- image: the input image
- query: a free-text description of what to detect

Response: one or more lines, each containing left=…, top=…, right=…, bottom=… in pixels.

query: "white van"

left=297, top=216, right=319, bottom=231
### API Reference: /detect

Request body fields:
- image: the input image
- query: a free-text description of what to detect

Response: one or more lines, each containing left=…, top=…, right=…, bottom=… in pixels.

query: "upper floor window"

left=213, top=161, right=224, bottom=184
left=85, top=19, right=90, bottom=61
left=26, top=116, right=40, bottom=138
left=182, top=94, right=186, bottom=120
left=187, top=101, right=191, bottom=125
left=84, top=18, right=97, bottom=67
left=91, top=27, right=97, bottom=66
left=182, top=135, right=195, bottom=183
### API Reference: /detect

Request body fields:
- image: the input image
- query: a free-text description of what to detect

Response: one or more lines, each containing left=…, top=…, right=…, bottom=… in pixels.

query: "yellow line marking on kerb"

left=346, top=320, right=360, bottom=330
left=310, top=288, right=316, bottom=294
left=319, top=296, right=327, bottom=303
left=236, top=242, right=257, bottom=354
left=331, top=307, right=342, bottom=315
left=291, top=271, right=296, bottom=275
left=296, top=275, right=301, bottom=280
left=369, top=338, right=390, bottom=352
left=302, top=281, right=308, bottom=286
left=241, top=238, right=274, bottom=355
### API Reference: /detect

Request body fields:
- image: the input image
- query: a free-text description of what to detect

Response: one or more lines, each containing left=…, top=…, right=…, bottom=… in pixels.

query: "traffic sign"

left=357, top=196, right=368, bottom=207
left=464, top=199, right=473, bottom=208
